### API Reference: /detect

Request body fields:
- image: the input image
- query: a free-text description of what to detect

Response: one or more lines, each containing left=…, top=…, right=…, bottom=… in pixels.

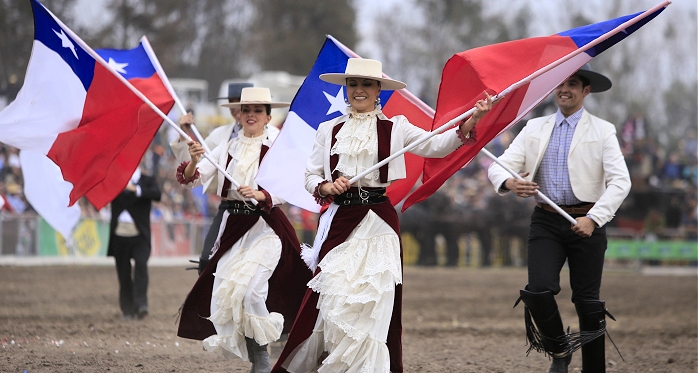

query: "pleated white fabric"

left=284, top=210, right=402, bottom=372
left=202, top=213, right=284, bottom=360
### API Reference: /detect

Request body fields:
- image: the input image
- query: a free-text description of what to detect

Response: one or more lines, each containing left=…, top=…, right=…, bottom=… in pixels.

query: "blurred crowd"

left=0, top=114, right=697, bottom=255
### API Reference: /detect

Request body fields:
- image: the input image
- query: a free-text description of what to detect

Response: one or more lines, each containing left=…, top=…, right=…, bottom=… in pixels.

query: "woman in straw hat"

left=175, top=87, right=311, bottom=373
left=273, top=58, right=492, bottom=373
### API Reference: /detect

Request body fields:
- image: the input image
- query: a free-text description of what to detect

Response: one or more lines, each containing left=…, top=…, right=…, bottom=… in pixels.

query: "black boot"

left=246, top=337, right=271, bottom=373
left=245, top=337, right=256, bottom=373
left=575, top=300, right=608, bottom=373
left=516, top=288, right=571, bottom=373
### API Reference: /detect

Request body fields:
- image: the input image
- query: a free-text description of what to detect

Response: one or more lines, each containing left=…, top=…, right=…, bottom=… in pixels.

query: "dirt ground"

left=0, top=264, right=696, bottom=373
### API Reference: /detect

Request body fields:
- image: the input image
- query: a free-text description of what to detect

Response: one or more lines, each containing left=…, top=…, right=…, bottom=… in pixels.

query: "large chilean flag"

left=402, top=1, right=670, bottom=210
left=0, top=0, right=174, bottom=210
left=256, top=35, right=434, bottom=212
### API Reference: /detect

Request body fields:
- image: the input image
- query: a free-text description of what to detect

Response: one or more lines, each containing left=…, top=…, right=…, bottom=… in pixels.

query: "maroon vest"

left=220, top=144, right=269, bottom=198
left=329, top=117, right=392, bottom=183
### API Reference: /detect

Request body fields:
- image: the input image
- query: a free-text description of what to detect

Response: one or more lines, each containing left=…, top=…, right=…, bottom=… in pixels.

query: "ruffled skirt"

left=285, top=210, right=402, bottom=372
left=202, top=215, right=284, bottom=360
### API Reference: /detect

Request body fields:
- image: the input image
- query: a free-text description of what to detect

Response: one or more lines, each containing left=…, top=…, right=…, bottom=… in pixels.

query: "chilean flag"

left=257, top=35, right=434, bottom=212
left=402, top=1, right=669, bottom=211
left=0, top=0, right=174, bottom=212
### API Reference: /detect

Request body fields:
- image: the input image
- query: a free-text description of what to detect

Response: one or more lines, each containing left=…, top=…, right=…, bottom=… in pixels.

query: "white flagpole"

left=42, top=8, right=256, bottom=204
left=479, top=149, right=577, bottom=225
left=140, top=36, right=212, bottom=154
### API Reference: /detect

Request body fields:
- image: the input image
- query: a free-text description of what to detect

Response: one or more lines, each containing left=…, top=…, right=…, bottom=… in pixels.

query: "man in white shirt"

left=488, top=64, right=630, bottom=373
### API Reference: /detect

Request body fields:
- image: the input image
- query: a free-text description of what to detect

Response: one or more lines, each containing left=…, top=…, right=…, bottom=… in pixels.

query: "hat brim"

left=319, top=73, right=407, bottom=91
left=575, top=70, right=612, bottom=93
left=221, top=101, right=290, bottom=108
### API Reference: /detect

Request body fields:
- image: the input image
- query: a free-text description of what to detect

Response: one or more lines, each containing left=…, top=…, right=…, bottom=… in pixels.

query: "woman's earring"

left=375, top=97, right=381, bottom=106
left=345, top=97, right=350, bottom=106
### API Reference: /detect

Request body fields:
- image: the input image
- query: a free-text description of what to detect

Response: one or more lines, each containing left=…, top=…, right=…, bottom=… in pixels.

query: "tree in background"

left=248, top=0, right=357, bottom=76
left=0, top=0, right=77, bottom=97
left=93, top=1, right=200, bottom=83
left=190, top=0, right=253, bottom=99
left=372, top=0, right=528, bottom=106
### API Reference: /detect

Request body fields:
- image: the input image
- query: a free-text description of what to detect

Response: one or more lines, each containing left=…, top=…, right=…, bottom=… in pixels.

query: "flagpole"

left=479, top=149, right=577, bottom=225
left=44, top=10, right=256, bottom=204
left=140, top=36, right=212, bottom=154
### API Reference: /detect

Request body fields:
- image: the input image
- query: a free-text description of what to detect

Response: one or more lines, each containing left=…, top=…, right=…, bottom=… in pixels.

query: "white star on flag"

left=107, top=58, right=128, bottom=74
left=323, top=87, right=347, bottom=116
left=52, top=29, right=78, bottom=59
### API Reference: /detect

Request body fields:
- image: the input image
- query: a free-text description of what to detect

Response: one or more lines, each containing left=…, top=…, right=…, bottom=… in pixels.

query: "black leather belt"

left=536, top=202, right=594, bottom=215
left=334, top=187, right=387, bottom=206
left=220, top=200, right=265, bottom=215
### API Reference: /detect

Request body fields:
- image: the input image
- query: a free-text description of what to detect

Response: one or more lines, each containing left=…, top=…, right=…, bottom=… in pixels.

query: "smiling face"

left=239, top=104, right=270, bottom=137
left=346, top=78, right=381, bottom=113
left=554, top=75, right=591, bottom=117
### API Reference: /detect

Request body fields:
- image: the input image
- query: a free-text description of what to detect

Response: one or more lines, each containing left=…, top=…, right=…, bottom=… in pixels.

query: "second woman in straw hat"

left=273, top=59, right=492, bottom=373
left=175, top=87, right=311, bottom=373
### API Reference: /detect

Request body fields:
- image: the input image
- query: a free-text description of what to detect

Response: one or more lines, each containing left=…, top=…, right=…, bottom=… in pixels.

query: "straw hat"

left=221, top=87, right=290, bottom=108
left=574, top=63, right=612, bottom=93
left=319, top=58, right=407, bottom=90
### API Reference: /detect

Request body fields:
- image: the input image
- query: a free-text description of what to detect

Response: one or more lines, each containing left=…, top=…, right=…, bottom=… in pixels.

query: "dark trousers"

left=199, top=203, right=226, bottom=265
left=527, top=207, right=607, bottom=302
left=113, top=234, right=151, bottom=316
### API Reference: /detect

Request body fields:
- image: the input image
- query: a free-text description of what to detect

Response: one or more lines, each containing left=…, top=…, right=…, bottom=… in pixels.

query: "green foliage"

left=0, top=0, right=76, bottom=89
left=249, top=0, right=357, bottom=75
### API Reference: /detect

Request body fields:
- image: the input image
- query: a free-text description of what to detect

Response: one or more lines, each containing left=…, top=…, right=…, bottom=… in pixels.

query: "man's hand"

left=572, top=216, right=596, bottom=237
left=179, top=112, right=194, bottom=132
left=504, top=172, right=539, bottom=198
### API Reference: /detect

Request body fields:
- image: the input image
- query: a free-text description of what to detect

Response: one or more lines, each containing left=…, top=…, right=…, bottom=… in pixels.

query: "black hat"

left=574, top=64, right=612, bottom=93
left=217, top=82, right=254, bottom=100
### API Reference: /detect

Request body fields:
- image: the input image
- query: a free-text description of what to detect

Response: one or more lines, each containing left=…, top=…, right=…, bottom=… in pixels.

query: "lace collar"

left=235, top=129, right=267, bottom=144
left=347, top=106, right=382, bottom=120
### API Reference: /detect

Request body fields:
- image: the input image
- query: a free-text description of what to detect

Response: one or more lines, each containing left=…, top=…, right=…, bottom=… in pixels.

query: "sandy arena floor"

left=0, top=264, right=696, bottom=372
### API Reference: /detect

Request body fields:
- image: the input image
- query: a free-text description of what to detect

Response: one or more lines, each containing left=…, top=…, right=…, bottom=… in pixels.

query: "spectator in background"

left=107, top=166, right=161, bottom=320
left=661, top=152, right=683, bottom=182
left=683, top=196, right=698, bottom=240
left=4, top=181, right=26, bottom=213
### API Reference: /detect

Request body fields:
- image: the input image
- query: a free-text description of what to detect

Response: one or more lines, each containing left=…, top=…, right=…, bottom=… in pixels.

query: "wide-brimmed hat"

left=217, top=82, right=253, bottom=101
left=220, top=87, right=290, bottom=108
left=574, top=64, right=612, bottom=93
left=319, top=58, right=407, bottom=90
